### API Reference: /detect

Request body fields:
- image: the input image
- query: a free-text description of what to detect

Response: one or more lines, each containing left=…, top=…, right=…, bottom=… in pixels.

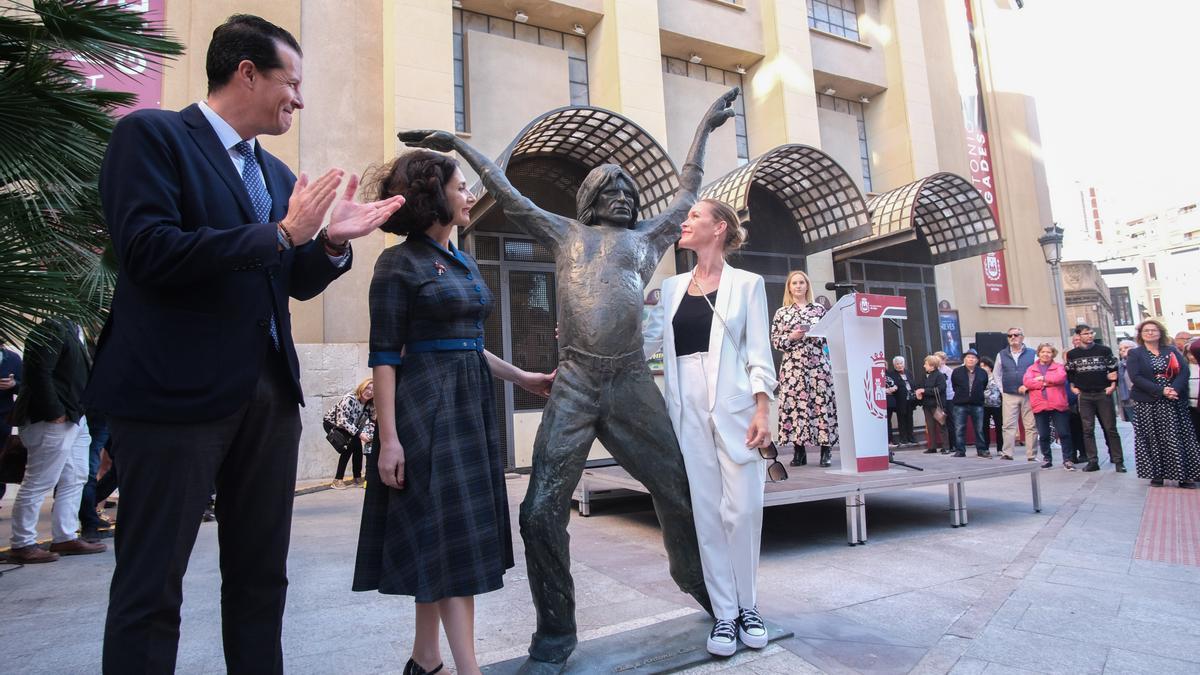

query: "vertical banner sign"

left=950, top=0, right=1011, bottom=305
left=69, top=0, right=166, bottom=114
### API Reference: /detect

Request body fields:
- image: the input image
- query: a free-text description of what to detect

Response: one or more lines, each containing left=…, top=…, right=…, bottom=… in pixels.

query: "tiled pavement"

left=3, top=422, right=1198, bottom=673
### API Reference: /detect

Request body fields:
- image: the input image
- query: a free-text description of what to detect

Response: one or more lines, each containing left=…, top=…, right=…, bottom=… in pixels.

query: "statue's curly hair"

left=576, top=164, right=639, bottom=227
left=364, top=150, right=459, bottom=236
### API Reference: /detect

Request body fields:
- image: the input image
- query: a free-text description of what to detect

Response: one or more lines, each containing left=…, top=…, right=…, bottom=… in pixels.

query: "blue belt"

left=406, top=337, right=484, bottom=353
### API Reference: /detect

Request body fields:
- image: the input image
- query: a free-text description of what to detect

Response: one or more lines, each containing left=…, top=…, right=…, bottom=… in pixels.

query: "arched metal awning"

left=834, top=172, right=1003, bottom=265
left=699, top=144, right=872, bottom=255
left=466, top=107, right=678, bottom=234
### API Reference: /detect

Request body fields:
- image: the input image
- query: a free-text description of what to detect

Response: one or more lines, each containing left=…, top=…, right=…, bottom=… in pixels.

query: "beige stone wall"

left=463, top=29, right=572, bottom=179
left=658, top=0, right=763, bottom=58
left=817, top=107, right=865, bottom=193
left=662, top=73, right=740, bottom=179
left=745, top=0, right=820, bottom=151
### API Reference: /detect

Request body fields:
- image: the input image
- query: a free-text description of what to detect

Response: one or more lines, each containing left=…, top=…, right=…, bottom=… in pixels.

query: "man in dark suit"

left=89, top=15, right=403, bottom=674
left=950, top=349, right=991, bottom=458
left=7, top=318, right=105, bottom=563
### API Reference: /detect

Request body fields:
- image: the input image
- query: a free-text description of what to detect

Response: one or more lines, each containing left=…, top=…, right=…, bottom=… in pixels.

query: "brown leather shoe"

left=49, top=538, right=107, bottom=556
left=6, top=545, right=60, bottom=564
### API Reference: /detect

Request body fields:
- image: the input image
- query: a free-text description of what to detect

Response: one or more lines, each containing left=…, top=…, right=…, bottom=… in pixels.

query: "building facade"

left=144, top=0, right=1059, bottom=477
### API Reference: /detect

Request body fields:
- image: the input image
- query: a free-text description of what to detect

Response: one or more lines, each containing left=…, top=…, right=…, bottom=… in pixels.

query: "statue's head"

left=576, top=164, right=639, bottom=228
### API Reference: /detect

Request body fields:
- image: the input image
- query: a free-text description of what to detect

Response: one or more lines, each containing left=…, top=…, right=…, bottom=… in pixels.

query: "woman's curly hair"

left=365, top=149, right=460, bottom=236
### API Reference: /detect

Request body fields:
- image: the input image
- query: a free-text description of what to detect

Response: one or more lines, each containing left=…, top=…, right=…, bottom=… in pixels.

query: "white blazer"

left=644, top=265, right=778, bottom=464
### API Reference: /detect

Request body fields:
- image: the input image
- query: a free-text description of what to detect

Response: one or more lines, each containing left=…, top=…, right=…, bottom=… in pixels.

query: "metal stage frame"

left=573, top=451, right=1042, bottom=545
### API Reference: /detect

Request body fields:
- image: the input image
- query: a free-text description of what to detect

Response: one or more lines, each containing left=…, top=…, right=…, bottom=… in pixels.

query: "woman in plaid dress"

left=354, top=150, right=553, bottom=675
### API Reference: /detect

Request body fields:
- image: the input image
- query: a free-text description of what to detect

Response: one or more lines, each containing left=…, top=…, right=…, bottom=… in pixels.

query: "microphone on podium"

left=824, top=281, right=858, bottom=293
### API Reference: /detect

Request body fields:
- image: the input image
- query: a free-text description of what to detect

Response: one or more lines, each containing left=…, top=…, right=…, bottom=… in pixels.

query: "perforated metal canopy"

left=466, top=107, right=679, bottom=233
left=699, top=144, right=872, bottom=254
left=835, top=173, right=1004, bottom=264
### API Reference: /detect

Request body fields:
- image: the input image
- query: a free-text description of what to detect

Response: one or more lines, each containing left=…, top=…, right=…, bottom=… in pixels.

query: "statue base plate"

left=481, top=612, right=792, bottom=674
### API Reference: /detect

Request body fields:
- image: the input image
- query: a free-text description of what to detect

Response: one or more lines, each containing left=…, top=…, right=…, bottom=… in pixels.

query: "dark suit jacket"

left=11, top=319, right=89, bottom=425
left=950, top=365, right=988, bottom=405
left=886, top=368, right=915, bottom=409
left=916, top=369, right=948, bottom=409
left=1126, top=345, right=1189, bottom=404
left=1, top=347, right=23, bottom=421
left=85, top=104, right=350, bottom=423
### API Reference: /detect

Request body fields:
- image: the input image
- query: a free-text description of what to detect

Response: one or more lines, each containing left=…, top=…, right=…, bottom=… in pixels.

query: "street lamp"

left=1038, top=222, right=1071, bottom=348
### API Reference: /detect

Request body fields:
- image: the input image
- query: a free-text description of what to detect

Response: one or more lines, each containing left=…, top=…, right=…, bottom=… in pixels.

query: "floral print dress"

left=772, top=303, right=839, bottom=447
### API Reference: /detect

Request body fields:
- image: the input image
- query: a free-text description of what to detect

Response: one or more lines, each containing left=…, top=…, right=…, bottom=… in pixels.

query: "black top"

left=917, top=369, right=948, bottom=408
left=673, top=291, right=717, bottom=356
left=12, top=318, right=90, bottom=425
left=1065, top=343, right=1118, bottom=392
left=950, top=365, right=988, bottom=405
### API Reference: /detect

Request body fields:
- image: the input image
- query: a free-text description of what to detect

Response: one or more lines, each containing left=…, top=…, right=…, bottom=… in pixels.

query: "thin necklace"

left=690, top=267, right=720, bottom=295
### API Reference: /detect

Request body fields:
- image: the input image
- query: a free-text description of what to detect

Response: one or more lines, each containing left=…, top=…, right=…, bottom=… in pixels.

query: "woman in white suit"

left=644, top=198, right=779, bottom=656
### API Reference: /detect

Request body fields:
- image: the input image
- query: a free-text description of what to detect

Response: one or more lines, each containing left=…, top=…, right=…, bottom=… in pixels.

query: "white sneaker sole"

left=707, top=637, right=737, bottom=657
left=739, top=626, right=768, bottom=649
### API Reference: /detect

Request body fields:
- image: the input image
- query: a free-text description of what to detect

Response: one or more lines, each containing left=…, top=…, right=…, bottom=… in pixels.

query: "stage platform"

left=573, top=450, right=1042, bottom=545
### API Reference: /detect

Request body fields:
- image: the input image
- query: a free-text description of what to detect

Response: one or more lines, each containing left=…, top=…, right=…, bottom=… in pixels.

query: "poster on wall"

left=949, top=0, right=1011, bottom=305
left=68, top=0, right=167, bottom=114
left=939, top=310, right=963, bottom=364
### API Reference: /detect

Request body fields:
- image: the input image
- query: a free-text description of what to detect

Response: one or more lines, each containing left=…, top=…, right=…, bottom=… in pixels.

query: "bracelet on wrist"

left=319, top=228, right=349, bottom=256
left=277, top=221, right=295, bottom=250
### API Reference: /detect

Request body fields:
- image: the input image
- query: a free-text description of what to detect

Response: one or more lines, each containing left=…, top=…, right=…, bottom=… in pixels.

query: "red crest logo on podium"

left=864, top=351, right=888, bottom=419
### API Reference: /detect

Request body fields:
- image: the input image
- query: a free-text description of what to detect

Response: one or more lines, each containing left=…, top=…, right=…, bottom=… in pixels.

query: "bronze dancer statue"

left=401, top=87, right=739, bottom=672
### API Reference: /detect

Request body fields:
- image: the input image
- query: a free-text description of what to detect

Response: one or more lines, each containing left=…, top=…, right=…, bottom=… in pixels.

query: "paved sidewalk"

left=2, top=423, right=1198, bottom=673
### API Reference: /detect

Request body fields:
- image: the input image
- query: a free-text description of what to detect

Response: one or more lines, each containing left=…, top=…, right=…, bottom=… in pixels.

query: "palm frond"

left=0, top=0, right=183, bottom=344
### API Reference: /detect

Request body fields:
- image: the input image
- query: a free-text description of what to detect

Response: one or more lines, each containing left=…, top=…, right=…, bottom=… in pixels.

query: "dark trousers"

left=953, top=404, right=988, bottom=455
left=1034, top=410, right=1072, bottom=462
left=335, top=438, right=363, bottom=481
left=102, top=357, right=301, bottom=675
left=982, top=406, right=1002, bottom=452
left=1077, top=391, right=1124, bottom=465
left=923, top=407, right=951, bottom=451
left=521, top=353, right=709, bottom=664
left=95, top=442, right=118, bottom=506
left=79, top=417, right=110, bottom=530
left=1067, top=407, right=1085, bottom=461
left=888, top=403, right=915, bottom=443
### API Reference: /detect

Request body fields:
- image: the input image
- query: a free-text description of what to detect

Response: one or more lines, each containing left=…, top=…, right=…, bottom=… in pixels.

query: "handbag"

left=325, top=408, right=369, bottom=455
left=0, top=433, right=27, bottom=484
left=931, top=381, right=948, bottom=425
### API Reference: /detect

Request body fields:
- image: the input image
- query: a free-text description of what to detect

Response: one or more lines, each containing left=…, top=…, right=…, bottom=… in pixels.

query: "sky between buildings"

left=990, top=0, right=1197, bottom=250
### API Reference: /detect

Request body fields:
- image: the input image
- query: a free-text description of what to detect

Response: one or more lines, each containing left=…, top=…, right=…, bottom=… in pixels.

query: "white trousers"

left=11, top=417, right=90, bottom=548
left=677, top=353, right=765, bottom=620
left=1001, top=392, right=1038, bottom=459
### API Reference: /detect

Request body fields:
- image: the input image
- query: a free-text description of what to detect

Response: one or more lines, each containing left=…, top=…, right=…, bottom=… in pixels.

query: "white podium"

left=807, top=293, right=908, bottom=473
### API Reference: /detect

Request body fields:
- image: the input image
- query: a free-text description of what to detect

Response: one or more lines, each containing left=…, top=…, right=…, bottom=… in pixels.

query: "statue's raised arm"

left=399, top=130, right=571, bottom=249
left=639, top=86, right=740, bottom=258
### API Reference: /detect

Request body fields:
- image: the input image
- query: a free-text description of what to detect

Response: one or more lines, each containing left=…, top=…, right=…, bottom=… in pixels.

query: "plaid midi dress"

left=352, top=235, right=514, bottom=601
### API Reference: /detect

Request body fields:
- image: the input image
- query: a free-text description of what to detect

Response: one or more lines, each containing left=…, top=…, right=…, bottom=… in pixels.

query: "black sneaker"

left=1082, top=462, right=1100, bottom=472
left=923, top=448, right=938, bottom=454
left=1180, top=481, right=1197, bottom=489
left=738, top=607, right=768, bottom=649
left=1041, top=460, right=1052, bottom=469
left=707, top=618, right=738, bottom=656
left=1115, top=464, right=1127, bottom=473
left=1150, top=478, right=1164, bottom=487
left=953, top=451, right=966, bottom=457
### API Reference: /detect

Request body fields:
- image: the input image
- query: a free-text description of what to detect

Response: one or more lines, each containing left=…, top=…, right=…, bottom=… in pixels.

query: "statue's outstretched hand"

left=705, top=86, right=740, bottom=131
left=398, top=129, right=457, bottom=152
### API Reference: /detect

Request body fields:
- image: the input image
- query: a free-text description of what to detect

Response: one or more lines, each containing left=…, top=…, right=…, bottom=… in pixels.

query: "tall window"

left=817, top=93, right=872, bottom=192
left=1153, top=296, right=1163, bottom=316
left=1110, top=287, right=1133, bottom=326
left=453, top=9, right=589, bottom=133
left=661, top=56, right=749, bottom=164
left=1147, top=260, right=1157, bottom=280
left=808, top=0, right=860, bottom=41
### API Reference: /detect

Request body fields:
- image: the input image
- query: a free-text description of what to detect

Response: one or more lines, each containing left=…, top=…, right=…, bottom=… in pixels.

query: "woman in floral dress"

left=771, top=271, right=838, bottom=468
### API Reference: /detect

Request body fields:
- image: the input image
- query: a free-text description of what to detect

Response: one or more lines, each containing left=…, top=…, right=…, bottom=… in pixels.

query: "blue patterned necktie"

left=234, top=141, right=280, bottom=349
